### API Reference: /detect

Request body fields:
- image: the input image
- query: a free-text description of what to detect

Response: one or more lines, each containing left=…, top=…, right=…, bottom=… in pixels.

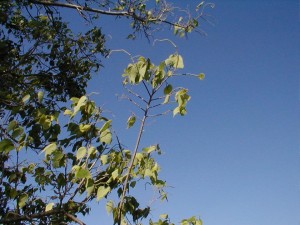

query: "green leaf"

left=52, top=150, right=65, bottom=168
left=43, top=143, right=57, bottom=157
left=173, top=89, right=191, bottom=116
left=164, top=84, right=173, bottom=95
left=144, top=169, right=153, bottom=177
left=72, top=95, right=88, bottom=117
left=79, top=124, right=91, bottom=132
left=165, top=54, right=184, bottom=69
left=143, top=145, right=157, bottom=154
left=198, top=73, right=205, bottom=80
left=38, top=91, right=44, bottom=103
left=127, top=115, right=136, bottom=128
left=86, top=178, right=95, bottom=197
left=160, top=214, right=169, bottom=219
left=112, top=169, right=119, bottom=180
left=45, top=202, right=55, bottom=212
left=76, top=147, right=87, bottom=160
left=88, top=146, right=97, bottom=158
left=100, top=120, right=112, bottom=133
left=7, top=120, right=18, bottom=132
left=18, top=193, right=28, bottom=208
left=64, top=109, right=73, bottom=115
left=100, top=129, right=112, bottom=144
left=97, top=186, right=111, bottom=201
left=101, top=155, right=108, bottom=165
left=75, top=166, right=91, bottom=179
left=163, top=94, right=170, bottom=104
left=0, top=139, right=15, bottom=153
left=22, top=94, right=30, bottom=103
left=106, top=200, right=114, bottom=214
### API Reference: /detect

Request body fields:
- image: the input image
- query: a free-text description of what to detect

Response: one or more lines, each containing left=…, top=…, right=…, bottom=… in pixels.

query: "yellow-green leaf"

left=127, top=115, right=136, bottom=129
left=76, top=147, right=87, bottom=160
left=43, top=143, right=57, bottom=156
left=22, top=94, right=30, bottom=103
left=45, top=202, right=55, bottom=212
left=38, top=91, right=44, bottom=103
left=97, top=186, right=111, bottom=201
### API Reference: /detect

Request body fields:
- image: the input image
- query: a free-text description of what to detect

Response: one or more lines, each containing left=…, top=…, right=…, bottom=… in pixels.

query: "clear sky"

left=66, top=1, right=300, bottom=224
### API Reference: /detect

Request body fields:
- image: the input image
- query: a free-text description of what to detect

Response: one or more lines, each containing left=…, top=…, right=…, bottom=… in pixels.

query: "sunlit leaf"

left=22, top=94, right=30, bottom=103
left=45, top=202, right=55, bottom=212
left=106, top=200, right=114, bottom=214
left=100, top=129, right=112, bottom=144
left=18, top=193, right=28, bottom=208
left=38, top=91, right=44, bottom=103
left=76, top=147, right=87, bottom=160
left=42, top=143, right=57, bottom=157
left=127, top=115, right=136, bottom=128
left=97, top=186, right=111, bottom=201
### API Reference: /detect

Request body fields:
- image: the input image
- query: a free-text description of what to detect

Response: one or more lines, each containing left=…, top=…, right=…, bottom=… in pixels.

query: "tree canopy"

left=0, top=0, right=213, bottom=224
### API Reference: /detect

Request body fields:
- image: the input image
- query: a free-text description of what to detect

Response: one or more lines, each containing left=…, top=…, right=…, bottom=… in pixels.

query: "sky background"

left=66, top=1, right=300, bottom=224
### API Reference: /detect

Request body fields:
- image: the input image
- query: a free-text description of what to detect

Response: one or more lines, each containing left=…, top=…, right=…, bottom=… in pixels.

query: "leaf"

left=97, top=186, right=111, bottom=201
left=99, top=120, right=112, bottom=133
left=164, top=84, right=173, bottom=95
left=38, top=91, right=44, bottom=103
left=76, top=147, right=87, bottom=160
left=198, top=73, right=205, bottom=80
left=143, top=145, right=157, bottom=154
left=127, top=115, right=136, bottom=128
left=106, top=200, right=114, bottom=214
left=88, top=146, right=96, bottom=158
left=160, top=214, right=169, bottom=219
left=52, top=150, right=65, bottom=168
left=72, top=96, right=88, bottom=117
left=144, top=169, right=153, bottom=177
left=45, top=202, right=55, bottom=212
left=79, top=124, right=91, bottom=132
left=22, top=94, right=30, bottom=103
left=163, top=94, right=170, bottom=104
left=18, top=193, right=28, bottom=208
left=7, top=120, right=18, bottom=132
left=100, top=154, right=108, bottom=165
left=112, top=169, right=119, bottom=180
left=0, top=139, right=15, bottom=153
left=86, top=178, right=95, bottom=197
left=173, top=89, right=191, bottom=116
left=64, top=109, right=73, bottom=115
left=165, top=54, right=184, bottom=69
left=42, top=143, right=57, bottom=157
left=100, top=129, right=112, bottom=144
left=75, top=167, right=91, bottom=179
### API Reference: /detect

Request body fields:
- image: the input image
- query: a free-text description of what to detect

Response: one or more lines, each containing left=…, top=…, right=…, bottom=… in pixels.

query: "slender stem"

left=117, top=94, right=153, bottom=224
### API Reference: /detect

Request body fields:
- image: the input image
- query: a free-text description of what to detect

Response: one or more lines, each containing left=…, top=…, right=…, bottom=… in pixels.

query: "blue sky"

left=66, top=0, right=300, bottom=224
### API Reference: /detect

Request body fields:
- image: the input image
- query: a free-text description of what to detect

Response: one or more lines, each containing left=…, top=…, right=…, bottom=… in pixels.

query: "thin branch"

left=125, top=86, right=147, bottom=104
left=65, top=213, right=86, bottom=225
left=0, top=209, right=62, bottom=224
left=29, top=0, right=190, bottom=30
left=148, top=110, right=171, bottom=118
left=142, top=81, right=151, bottom=97
left=122, top=95, right=145, bottom=112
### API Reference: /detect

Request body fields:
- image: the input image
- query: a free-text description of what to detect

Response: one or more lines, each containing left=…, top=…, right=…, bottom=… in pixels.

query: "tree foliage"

left=0, top=0, right=213, bottom=224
